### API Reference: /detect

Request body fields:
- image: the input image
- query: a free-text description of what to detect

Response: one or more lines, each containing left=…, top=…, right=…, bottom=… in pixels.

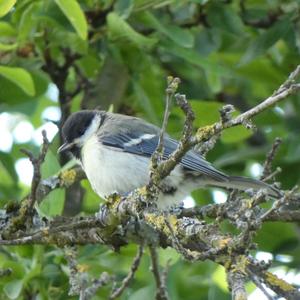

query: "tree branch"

left=261, top=138, right=282, bottom=181
left=149, top=246, right=169, bottom=300
left=227, top=257, right=248, bottom=300
left=20, top=130, right=49, bottom=215
left=2, top=65, right=300, bottom=299
left=109, top=244, right=144, bottom=300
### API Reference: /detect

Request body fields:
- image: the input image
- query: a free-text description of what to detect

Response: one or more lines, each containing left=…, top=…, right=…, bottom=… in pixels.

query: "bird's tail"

left=210, top=176, right=282, bottom=198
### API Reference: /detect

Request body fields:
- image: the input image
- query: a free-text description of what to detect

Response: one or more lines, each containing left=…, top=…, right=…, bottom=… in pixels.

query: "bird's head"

left=58, top=110, right=102, bottom=158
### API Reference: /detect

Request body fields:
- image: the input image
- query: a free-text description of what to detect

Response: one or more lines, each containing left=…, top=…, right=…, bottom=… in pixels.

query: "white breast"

left=81, top=135, right=150, bottom=199
left=81, top=134, right=198, bottom=209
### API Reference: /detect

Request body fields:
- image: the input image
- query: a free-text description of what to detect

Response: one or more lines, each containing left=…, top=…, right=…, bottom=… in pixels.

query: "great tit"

left=58, top=110, right=280, bottom=209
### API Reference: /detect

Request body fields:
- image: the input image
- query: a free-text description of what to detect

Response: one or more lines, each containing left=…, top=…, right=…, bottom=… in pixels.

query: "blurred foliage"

left=0, top=0, right=300, bottom=299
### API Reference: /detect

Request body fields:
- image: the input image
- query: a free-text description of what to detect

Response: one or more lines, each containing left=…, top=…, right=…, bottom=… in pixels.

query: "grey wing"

left=99, top=131, right=228, bottom=182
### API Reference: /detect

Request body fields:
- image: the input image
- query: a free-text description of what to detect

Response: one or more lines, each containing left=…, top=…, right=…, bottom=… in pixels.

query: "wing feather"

left=99, top=131, right=228, bottom=182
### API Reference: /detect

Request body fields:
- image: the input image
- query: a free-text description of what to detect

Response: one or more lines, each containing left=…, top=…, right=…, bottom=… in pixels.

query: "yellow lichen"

left=223, top=256, right=248, bottom=274
left=137, top=186, right=148, bottom=197
left=145, top=214, right=165, bottom=229
left=144, top=213, right=179, bottom=236
left=234, top=291, right=247, bottom=300
left=60, top=169, right=77, bottom=187
left=196, top=125, right=215, bottom=140
left=42, top=227, right=49, bottom=236
left=264, top=271, right=296, bottom=292
left=224, top=259, right=232, bottom=270
left=106, top=193, right=122, bottom=210
left=216, top=237, right=231, bottom=249
left=168, top=215, right=178, bottom=230
left=247, top=199, right=253, bottom=208
left=77, top=264, right=89, bottom=272
left=231, top=255, right=248, bottom=275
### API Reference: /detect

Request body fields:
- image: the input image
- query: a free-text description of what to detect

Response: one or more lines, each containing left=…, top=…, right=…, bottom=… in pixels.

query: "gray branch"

left=2, top=65, right=300, bottom=300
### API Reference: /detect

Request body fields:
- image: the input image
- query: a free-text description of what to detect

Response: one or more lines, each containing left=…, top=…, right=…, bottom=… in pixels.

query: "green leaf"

left=1, top=260, right=25, bottom=278
left=207, top=3, right=244, bottom=35
left=0, top=66, right=35, bottom=96
left=212, top=266, right=227, bottom=292
left=240, top=18, right=291, bottom=65
left=23, top=262, right=42, bottom=285
left=132, top=81, right=160, bottom=124
left=0, top=42, right=17, bottom=50
left=221, top=126, right=252, bottom=144
left=0, top=152, right=18, bottom=182
left=77, top=54, right=102, bottom=77
left=17, top=1, right=40, bottom=42
left=0, top=21, right=16, bottom=36
left=0, top=0, right=16, bottom=18
left=54, top=0, right=88, bottom=40
left=162, top=42, right=229, bottom=76
left=115, top=0, right=134, bottom=18
left=141, top=12, right=194, bottom=48
left=130, top=286, right=155, bottom=300
left=4, top=280, right=23, bottom=300
left=205, top=69, right=222, bottom=94
left=82, top=179, right=102, bottom=213
left=107, top=12, right=157, bottom=49
left=41, top=150, right=61, bottom=178
left=255, top=222, right=297, bottom=252
left=0, top=69, right=48, bottom=105
left=39, top=189, right=65, bottom=217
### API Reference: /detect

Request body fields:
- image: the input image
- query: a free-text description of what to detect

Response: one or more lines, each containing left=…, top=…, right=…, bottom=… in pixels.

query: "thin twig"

left=157, top=77, right=180, bottom=154
left=153, top=93, right=195, bottom=181
left=20, top=130, right=49, bottom=214
left=192, top=66, right=300, bottom=146
left=109, top=244, right=144, bottom=299
left=150, top=77, right=180, bottom=184
left=64, top=246, right=84, bottom=296
left=247, top=258, right=300, bottom=299
left=260, top=186, right=298, bottom=222
left=262, top=167, right=282, bottom=182
left=164, top=215, right=200, bottom=260
left=195, top=104, right=233, bottom=156
left=261, top=138, right=282, bottom=180
left=149, top=246, right=169, bottom=300
left=65, top=246, right=112, bottom=300
left=2, top=66, right=300, bottom=300
left=154, top=66, right=300, bottom=187
left=232, top=83, right=300, bottom=126
left=81, top=272, right=112, bottom=300
left=248, top=270, right=275, bottom=300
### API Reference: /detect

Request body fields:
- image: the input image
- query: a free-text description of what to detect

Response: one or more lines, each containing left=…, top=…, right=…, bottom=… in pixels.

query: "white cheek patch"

left=76, top=114, right=101, bottom=145
left=124, top=134, right=156, bottom=147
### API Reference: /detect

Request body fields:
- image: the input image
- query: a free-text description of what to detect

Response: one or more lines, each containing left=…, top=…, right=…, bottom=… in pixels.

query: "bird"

left=58, top=110, right=281, bottom=209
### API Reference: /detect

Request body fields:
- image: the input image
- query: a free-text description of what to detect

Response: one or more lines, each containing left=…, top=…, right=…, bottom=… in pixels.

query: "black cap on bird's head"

left=58, top=110, right=101, bottom=158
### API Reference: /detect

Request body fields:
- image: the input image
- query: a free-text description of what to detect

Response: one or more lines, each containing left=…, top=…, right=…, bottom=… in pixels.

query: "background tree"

left=1, top=0, right=300, bottom=299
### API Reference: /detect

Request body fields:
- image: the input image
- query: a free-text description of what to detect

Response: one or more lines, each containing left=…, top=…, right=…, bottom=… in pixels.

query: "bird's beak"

left=57, top=142, right=75, bottom=153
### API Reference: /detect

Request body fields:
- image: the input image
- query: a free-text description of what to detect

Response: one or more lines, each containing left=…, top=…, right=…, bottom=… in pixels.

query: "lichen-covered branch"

left=65, top=246, right=112, bottom=300
left=1, top=65, right=300, bottom=299
left=227, top=256, right=248, bottom=300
